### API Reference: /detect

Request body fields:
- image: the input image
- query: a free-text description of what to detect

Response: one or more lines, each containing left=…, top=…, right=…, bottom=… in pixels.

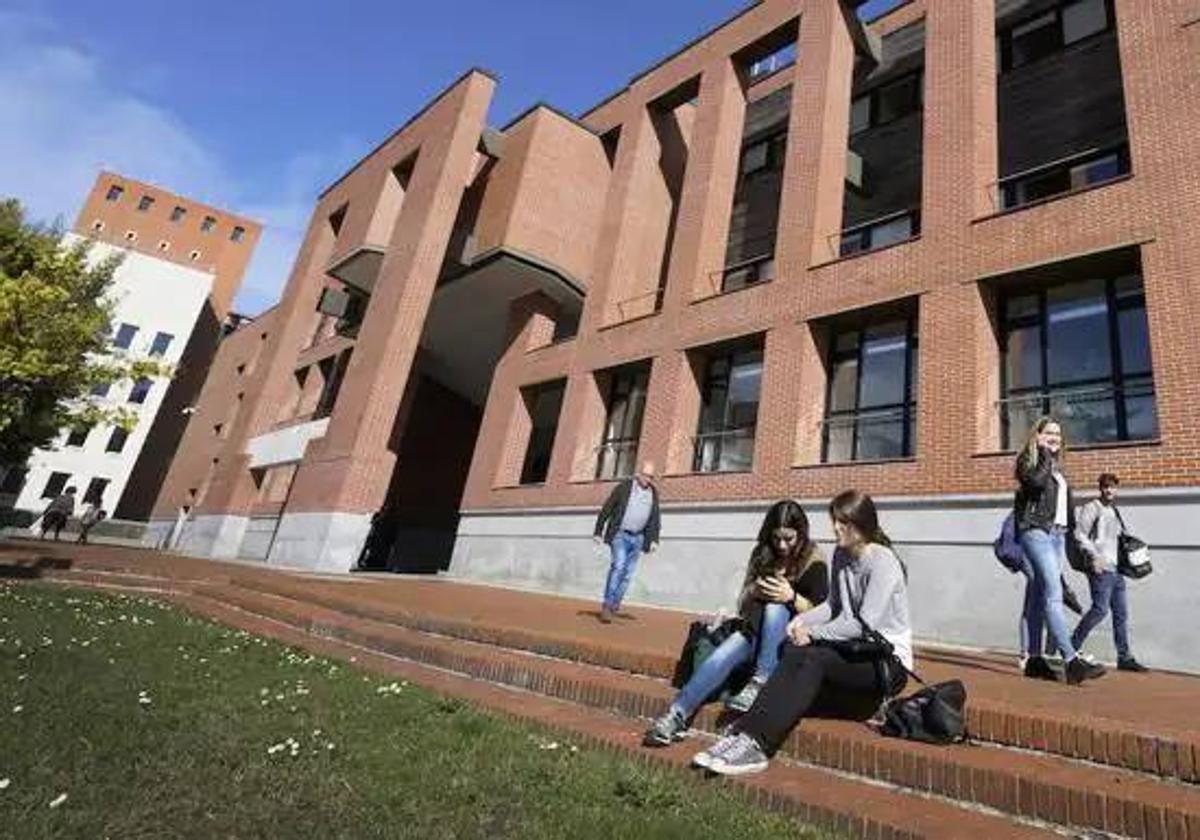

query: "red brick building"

left=148, top=0, right=1200, bottom=671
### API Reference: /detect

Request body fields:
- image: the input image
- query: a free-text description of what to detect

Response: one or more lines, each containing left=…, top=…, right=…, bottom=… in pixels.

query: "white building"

left=13, top=235, right=214, bottom=518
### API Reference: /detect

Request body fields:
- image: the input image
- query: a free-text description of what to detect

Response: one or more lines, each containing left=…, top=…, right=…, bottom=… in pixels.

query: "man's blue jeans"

left=669, top=602, right=791, bottom=719
left=1072, top=570, right=1131, bottom=659
left=1018, top=527, right=1078, bottom=661
left=603, top=531, right=643, bottom=612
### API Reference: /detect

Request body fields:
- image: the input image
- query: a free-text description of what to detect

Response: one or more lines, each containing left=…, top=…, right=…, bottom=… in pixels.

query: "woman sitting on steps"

left=643, top=499, right=829, bottom=747
left=695, top=490, right=911, bottom=776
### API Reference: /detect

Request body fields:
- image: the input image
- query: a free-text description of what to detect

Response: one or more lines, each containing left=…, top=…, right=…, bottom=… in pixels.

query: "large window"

left=83, top=477, right=110, bottom=506
left=596, top=365, right=649, bottom=480
left=520, top=380, right=567, bottom=485
left=823, top=318, right=919, bottom=463
left=999, top=0, right=1113, bottom=71
left=41, top=472, right=71, bottom=499
left=128, top=378, right=153, bottom=404
left=149, top=332, right=174, bottom=357
left=999, top=145, right=1130, bottom=210
left=849, top=70, right=923, bottom=136
left=694, top=342, right=763, bottom=473
left=1000, top=270, right=1156, bottom=448
left=314, top=349, right=352, bottom=419
left=113, top=323, right=138, bottom=350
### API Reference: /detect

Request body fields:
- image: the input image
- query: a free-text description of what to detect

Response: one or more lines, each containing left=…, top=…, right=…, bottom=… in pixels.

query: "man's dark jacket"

left=594, top=478, right=661, bottom=550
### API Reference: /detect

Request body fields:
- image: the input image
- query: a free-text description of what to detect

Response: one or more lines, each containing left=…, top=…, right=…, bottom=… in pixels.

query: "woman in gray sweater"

left=695, top=490, right=911, bottom=776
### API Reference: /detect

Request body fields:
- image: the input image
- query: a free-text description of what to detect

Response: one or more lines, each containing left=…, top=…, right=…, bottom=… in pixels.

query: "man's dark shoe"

left=1117, top=657, right=1149, bottom=673
left=1065, top=656, right=1107, bottom=685
left=1023, top=656, right=1058, bottom=681
left=598, top=607, right=614, bottom=624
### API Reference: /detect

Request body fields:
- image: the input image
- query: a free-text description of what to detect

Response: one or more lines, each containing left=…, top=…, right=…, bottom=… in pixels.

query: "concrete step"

left=230, top=570, right=1200, bottom=786
left=183, top=580, right=1200, bottom=840
left=165, top=584, right=1066, bottom=840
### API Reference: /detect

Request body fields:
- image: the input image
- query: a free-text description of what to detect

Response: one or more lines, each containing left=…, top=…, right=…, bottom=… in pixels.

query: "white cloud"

left=0, top=10, right=359, bottom=315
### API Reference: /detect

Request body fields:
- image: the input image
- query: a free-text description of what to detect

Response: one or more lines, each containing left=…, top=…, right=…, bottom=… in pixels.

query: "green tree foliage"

left=0, top=198, right=167, bottom=474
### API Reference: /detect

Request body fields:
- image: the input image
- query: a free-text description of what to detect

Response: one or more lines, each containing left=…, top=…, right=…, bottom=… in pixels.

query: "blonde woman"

left=1013, top=417, right=1105, bottom=685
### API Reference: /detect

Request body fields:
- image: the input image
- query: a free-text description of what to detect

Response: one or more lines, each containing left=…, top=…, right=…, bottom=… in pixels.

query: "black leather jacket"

left=1013, top=448, right=1076, bottom=533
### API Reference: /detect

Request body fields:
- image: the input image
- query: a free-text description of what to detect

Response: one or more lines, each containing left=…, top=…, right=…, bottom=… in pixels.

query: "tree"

left=0, top=199, right=165, bottom=484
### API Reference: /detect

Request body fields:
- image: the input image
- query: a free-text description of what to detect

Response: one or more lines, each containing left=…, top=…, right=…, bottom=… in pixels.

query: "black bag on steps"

left=880, top=679, right=968, bottom=745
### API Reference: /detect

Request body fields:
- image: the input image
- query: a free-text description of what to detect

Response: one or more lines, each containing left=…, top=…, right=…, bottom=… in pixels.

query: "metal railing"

left=819, top=406, right=914, bottom=462
left=614, top=287, right=665, bottom=322
left=830, top=208, right=920, bottom=260
left=990, top=144, right=1129, bottom=211
left=995, top=381, right=1157, bottom=447
left=692, top=427, right=756, bottom=473
left=707, top=253, right=776, bottom=296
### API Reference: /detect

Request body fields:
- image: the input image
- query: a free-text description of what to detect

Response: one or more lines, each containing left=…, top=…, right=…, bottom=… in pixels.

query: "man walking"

left=39, top=486, right=76, bottom=541
left=593, top=462, right=661, bottom=624
left=1072, top=473, right=1148, bottom=672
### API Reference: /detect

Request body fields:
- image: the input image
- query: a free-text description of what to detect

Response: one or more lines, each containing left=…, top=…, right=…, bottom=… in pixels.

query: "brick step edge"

left=147, top=583, right=1065, bottom=840
left=172, top=579, right=1200, bottom=840
left=231, top=572, right=1200, bottom=785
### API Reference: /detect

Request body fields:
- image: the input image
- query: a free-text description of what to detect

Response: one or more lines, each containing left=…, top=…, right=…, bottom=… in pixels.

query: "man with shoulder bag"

left=1070, top=473, right=1150, bottom=673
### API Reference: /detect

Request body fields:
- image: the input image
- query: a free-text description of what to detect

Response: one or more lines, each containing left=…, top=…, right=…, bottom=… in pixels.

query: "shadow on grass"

left=0, top=555, right=75, bottom=579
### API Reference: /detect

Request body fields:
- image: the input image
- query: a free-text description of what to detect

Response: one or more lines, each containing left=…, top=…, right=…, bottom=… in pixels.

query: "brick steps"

left=174, top=579, right=1200, bottom=840
left=229, top=570, right=1200, bottom=784
left=164, top=586, right=1064, bottom=840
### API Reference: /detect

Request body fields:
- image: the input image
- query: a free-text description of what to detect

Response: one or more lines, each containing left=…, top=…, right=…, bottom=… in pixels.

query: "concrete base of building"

left=264, top=511, right=372, bottom=574
left=449, top=490, right=1200, bottom=674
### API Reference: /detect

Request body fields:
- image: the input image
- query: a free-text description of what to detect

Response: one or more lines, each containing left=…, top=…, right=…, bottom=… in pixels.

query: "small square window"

left=113, top=323, right=139, bottom=349
left=65, top=425, right=91, bottom=447
left=41, top=472, right=71, bottom=498
left=213, top=423, right=224, bottom=437
left=91, top=220, right=105, bottom=233
left=90, top=381, right=112, bottom=398
left=106, top=427, right=129, bottom=453
left=1063, top=0, right=1108, bottom=45
left=157, top=240, right=170, bottom=252
left=200, top=216, right=217, bottom=234
left=128, top=378, right=153, bottom=404
left=124, top=230, right=138, bottom=243
left=230, top=225, right=246, bottom=243
left=105, top=185, right=124, bottom=202
left=170, top=205, right=187, bottom=223
left=236, top=363, right=246, bottom=375
left=149, top=332, right=174, bottom=357
left=83, top=477, right=110, bottom=506
left=850, top=95, right=872, bottom=134
left=137, top=195, right=155, bottom=212
left=189, top=250, right=202, bottom=262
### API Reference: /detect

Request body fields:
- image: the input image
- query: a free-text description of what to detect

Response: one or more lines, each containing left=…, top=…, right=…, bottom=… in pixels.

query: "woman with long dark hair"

left=1013, top=416, right=1105, bottom=685
left=696, top=490, right=911, bottom=776
left=643, top=500, right=828, bottom=747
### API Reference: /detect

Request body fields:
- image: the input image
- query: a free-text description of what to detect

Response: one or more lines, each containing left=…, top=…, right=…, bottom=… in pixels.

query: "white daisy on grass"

left=49, top=793, right=67, bottom=808
left=0, top=778, right=10, bottom=790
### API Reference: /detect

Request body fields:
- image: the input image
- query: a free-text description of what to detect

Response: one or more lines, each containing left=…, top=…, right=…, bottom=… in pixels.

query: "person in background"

left=1013, top=417, right=1106, bottom=685
left=695, top=491, right=911, bottom=776
left=593, top=462, right=661, bottom=623
left=1071, top=473, right=1148, bottom=672
left=39, top=486, right=76, bottom=541
left=76, top=501, right=106, bottom=544
left=643, top=500, right=828, bottom=747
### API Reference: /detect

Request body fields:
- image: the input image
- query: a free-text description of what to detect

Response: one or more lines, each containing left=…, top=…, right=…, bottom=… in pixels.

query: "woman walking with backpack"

left=642, top=500, right=828, bottom=747
left=1013, top=416, right=1105, bottom=685
left=695, top=490, right=911, bottom=776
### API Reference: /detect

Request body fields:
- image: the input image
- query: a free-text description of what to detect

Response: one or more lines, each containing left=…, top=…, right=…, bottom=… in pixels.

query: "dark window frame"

left=519, top=379, right=568, bottom=486
left=83, top=477, right=110, bottom=505
left=106, top=427, right=129, bottom=453
left=998, top=0, right=1116, bottom=73
left=821, top=317, right=919, bottom=463
left=849, top=69, right=924, bottom=136
left=128, top=378, right=153, bottom=404
left=136, top=195, right=155, bottom=212
left=693, top=342, right=764, bottom=473
left=595, top=365, right=650, bottom=481
left=105, top=185, right=124, bottom=202
left=998, top=270, right=1156, bottom=448
left=65, top=425, right=92, bottom=448
left=148, top=331, right=174, bottom=357
left=42, top=472, right=71, bottom=498
left=112, top=322, right=139, bottom=350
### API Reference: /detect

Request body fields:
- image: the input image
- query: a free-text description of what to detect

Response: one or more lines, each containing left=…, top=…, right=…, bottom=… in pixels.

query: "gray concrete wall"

left=450, top=489, right=1200, bottom=673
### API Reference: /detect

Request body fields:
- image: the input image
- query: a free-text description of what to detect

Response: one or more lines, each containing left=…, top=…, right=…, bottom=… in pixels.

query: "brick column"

left=775, top=0, right=857, bottom=274
left=658, top=58, right=747, bottom=306
left=285, top=73, right=495, bottom=516
left=584, top=107, right=662, bottom=328
left=918, top=0, right=999, bottom=469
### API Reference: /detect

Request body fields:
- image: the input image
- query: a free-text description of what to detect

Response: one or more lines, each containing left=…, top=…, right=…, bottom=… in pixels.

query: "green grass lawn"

left=0, top=583, right=836, bottom=839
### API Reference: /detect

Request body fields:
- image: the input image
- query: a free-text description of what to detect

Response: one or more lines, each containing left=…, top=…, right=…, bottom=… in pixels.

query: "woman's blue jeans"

left=1018, top=527, right=1078, bottom=661
left=670, top=602, right=790, bottom=719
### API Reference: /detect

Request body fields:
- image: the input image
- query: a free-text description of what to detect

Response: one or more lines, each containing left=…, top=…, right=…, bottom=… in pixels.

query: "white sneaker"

left=708, top=733, right=769, bottom=776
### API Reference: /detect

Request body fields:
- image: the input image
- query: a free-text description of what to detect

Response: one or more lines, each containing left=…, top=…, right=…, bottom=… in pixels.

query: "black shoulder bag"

left=1113, top=506, right=1153, bottom=579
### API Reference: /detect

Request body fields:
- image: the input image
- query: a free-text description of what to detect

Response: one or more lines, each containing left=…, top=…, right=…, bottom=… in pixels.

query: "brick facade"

left=152, top=0, right=1200, bottom=572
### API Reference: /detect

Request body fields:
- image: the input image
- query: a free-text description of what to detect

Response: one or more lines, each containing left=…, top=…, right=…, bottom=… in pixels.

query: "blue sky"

left=0, top=0, right=904, bottom=314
